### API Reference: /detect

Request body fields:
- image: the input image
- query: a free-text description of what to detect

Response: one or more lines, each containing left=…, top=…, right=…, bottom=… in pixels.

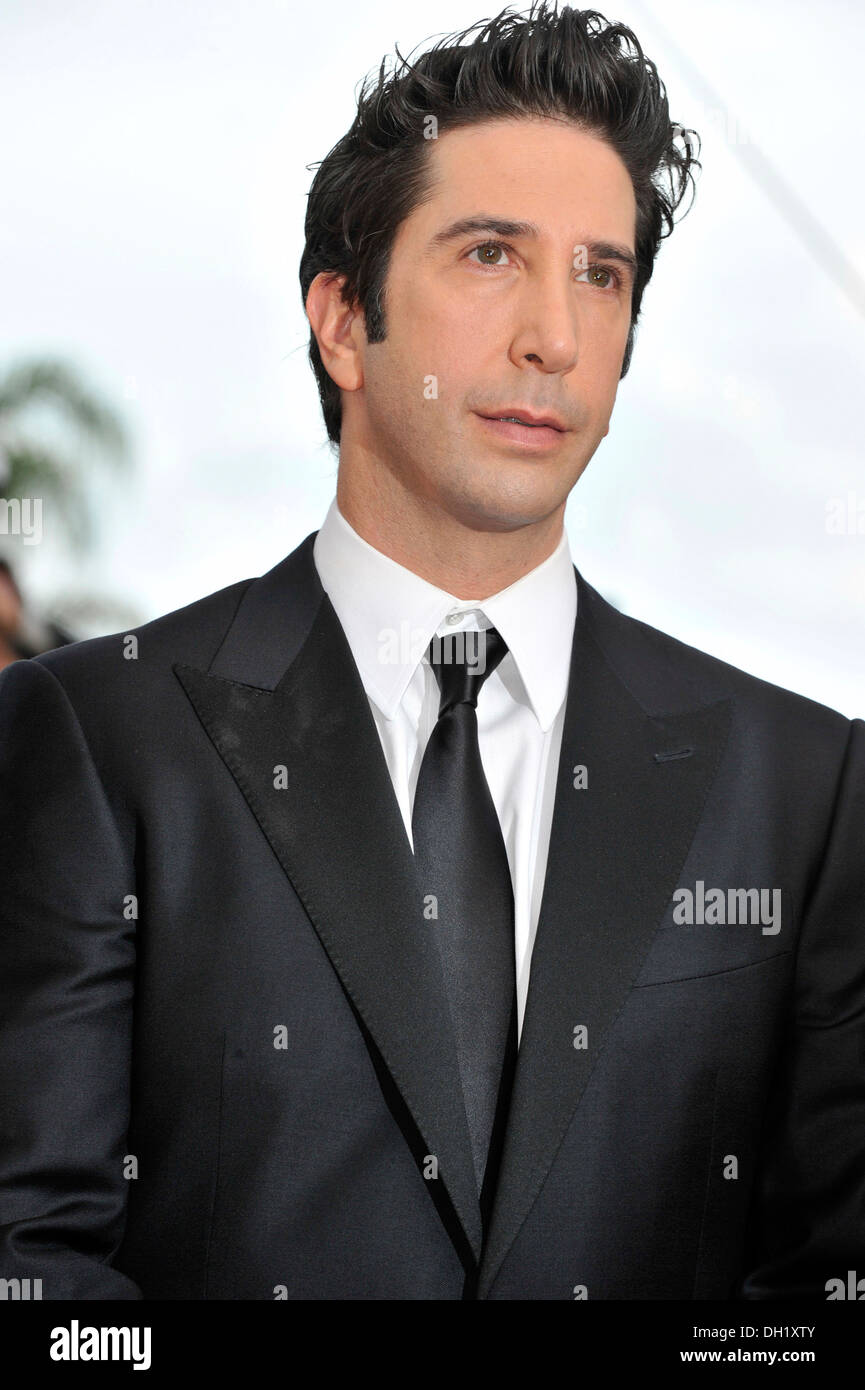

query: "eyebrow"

left=427, top=215, right=638, bottom=282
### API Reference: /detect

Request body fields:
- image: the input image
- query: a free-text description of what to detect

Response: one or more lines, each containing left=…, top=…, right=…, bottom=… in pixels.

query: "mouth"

left=474, top=410, right=569, bottom=451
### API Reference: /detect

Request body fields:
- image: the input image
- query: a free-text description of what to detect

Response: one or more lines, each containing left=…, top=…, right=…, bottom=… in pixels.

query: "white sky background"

left=1, top=0, right=863, bottom=715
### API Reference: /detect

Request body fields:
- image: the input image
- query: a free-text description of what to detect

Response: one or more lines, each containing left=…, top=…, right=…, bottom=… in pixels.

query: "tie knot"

left=427, top=627, right=508, bottom=715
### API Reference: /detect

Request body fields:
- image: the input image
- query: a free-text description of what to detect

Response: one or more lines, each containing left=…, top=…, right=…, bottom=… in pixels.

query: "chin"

left=442, top=491, right=563, bottom=533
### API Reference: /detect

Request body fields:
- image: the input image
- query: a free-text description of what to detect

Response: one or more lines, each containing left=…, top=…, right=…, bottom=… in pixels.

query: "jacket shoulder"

left=29, top=576, right=255, bottom=686
left=578, top=575, right=854, bottom=741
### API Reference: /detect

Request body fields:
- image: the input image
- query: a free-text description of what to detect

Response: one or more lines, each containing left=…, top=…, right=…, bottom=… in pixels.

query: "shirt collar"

left=312, top=498, right=576, bottom=731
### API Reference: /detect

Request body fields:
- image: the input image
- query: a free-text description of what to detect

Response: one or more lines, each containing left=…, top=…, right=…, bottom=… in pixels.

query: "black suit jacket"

left=1, top=532, right=863, bottom=1300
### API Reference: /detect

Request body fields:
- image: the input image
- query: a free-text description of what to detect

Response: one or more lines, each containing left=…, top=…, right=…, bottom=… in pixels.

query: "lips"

left=475, top=414, right=568, bottom=451
left=478, top=408, right=567, bottom=431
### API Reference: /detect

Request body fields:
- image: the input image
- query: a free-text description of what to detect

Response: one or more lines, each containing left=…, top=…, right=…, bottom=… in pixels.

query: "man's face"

left=344, top=116, right=637, bottom=533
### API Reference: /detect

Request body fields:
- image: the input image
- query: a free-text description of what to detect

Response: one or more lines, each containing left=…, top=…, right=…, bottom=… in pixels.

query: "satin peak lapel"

left=477, top=573, right=733, bottom=1297
left=174, top=534, right=484, bottom=1265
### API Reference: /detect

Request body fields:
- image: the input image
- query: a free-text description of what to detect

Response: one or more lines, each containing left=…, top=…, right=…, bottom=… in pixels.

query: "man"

left=1, top=3, right=863, bottom=1301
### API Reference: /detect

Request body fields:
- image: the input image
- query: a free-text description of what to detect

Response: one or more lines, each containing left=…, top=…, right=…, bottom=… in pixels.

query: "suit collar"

left=205, top=532, right=323, bottom=689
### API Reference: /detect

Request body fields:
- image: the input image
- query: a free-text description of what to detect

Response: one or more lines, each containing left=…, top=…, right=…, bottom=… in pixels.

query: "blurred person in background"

left=0, top=561, right=21, bottom=671
left=0, top=558, right=73, bottom=668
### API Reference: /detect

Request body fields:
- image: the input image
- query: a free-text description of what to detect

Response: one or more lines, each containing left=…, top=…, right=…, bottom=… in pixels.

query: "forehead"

left=411, top=116, right=636, bottom=248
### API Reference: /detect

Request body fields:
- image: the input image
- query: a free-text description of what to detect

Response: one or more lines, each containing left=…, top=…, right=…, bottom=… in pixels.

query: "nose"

left=508, top=266, right=581, bottom=375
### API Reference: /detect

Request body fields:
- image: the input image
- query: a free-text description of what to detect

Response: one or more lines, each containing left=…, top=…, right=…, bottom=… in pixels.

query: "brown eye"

left=582, top=265, right=618, bottom=289
left=468, top=242, right=512, bottom=268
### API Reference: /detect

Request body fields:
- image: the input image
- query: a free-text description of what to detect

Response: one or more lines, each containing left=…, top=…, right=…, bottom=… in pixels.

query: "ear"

left=305, top=273, right=366, bottom=392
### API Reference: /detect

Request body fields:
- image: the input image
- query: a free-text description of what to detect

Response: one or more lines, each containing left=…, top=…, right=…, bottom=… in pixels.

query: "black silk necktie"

left=411, top=627, right=519, bottom=1222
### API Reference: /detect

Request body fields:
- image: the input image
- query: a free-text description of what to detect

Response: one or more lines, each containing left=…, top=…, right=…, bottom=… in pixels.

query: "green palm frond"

left=0, top=441, right=91, bottom=549
left=0, top=360, right=129, bottom=459
left=0, top=357, right=130, bottom=554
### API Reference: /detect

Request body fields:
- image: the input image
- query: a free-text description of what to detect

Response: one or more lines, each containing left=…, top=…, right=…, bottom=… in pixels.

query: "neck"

left=336, top=460, right=565, bottom=601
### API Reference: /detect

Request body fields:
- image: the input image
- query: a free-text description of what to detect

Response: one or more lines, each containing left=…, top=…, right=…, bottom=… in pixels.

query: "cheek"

left=583, top=320, right=629, bottom=387
left=397, top=280, right=490, bottom=361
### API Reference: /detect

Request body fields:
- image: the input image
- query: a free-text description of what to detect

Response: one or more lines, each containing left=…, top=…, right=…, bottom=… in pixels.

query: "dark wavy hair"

left=299, top=2, right=700, bottom=447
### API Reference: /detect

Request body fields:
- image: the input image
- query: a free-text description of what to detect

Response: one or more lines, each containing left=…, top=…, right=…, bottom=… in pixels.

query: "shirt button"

left=445, top=612, right=461, bottom=625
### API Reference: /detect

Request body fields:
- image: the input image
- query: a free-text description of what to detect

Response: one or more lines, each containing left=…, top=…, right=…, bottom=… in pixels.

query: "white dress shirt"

left=313, top=499, right=577, bottom=1042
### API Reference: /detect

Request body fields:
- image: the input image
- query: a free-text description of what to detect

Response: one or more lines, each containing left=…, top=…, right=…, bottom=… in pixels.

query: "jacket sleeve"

left=738, top=715, right=865, bottom=1299
left=0, top=656, right=143, bottom=1298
